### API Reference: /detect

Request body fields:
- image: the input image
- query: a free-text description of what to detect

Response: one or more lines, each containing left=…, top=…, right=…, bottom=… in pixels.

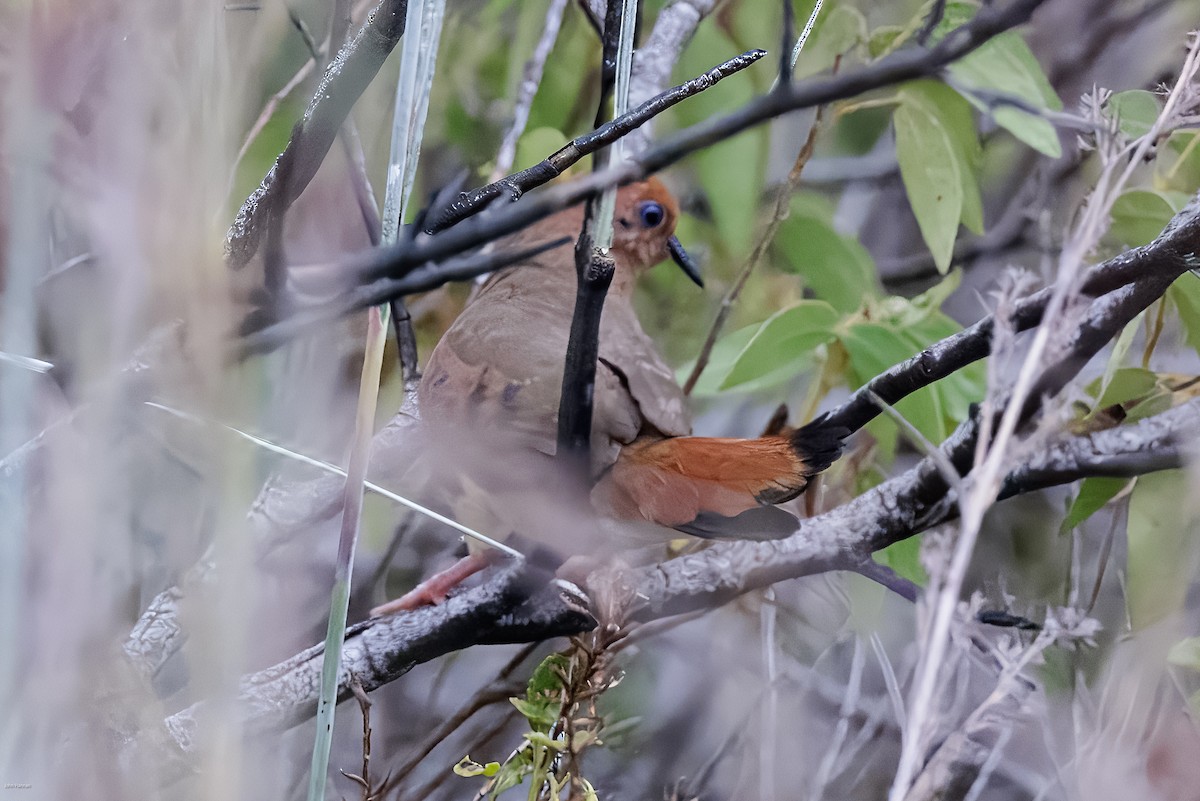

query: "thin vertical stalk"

left=0, top=14, right=46, bottom=773
left=305, top=307, right=388, bottom=801
left=592, top=0, right=638, bottom=250
left=556, top=0, right=638, bottom=460
left=380, top=0, right=447, bottom=242
left=306, top=2, right=445, bottom=799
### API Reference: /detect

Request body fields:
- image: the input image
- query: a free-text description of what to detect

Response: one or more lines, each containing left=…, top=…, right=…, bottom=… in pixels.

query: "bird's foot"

left=371, top=553, right=491, bottom=616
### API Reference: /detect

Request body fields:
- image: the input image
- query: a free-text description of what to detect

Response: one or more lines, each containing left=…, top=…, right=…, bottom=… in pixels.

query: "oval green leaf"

left=894, top=98, right=963, bottom=273
left=1110, top=189, right=1177, bottom=248
left=722, top=300, right=840, bottom=389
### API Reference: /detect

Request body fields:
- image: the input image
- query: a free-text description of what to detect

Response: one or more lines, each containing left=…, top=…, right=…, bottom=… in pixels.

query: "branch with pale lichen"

left=127, top=187, right=1200, bottom=700
left=130, top=394, right=1200, bottom=770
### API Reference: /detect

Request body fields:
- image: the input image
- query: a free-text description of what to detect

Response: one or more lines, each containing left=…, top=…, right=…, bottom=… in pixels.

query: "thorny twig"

left=427, top=48, right=767, bottom=233
left=338, top=679, right=378, bottom=801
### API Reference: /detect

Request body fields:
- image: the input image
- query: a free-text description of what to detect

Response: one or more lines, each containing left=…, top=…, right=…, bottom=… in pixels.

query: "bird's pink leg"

left=371, top=552, right=492, bottom=616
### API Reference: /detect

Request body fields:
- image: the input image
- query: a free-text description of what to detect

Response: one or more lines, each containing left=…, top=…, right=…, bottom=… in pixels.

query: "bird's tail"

left=594, top=415, right=850, bottom=532
left=788, top=413, right=849, bottom=486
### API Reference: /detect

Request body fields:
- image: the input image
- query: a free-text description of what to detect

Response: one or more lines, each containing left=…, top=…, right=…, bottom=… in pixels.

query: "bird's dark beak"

left=668, top=236, right=703, bottom=288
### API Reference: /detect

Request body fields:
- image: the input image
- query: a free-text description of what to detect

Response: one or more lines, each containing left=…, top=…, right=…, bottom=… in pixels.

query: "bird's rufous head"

left=610, top=177, right=703, bottom=287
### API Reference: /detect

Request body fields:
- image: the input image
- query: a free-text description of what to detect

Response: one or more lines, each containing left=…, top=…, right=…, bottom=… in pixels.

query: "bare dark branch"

left=136, top=397, right=1200, bottom=766
left=238, top=236, right=570, bottom=355
left=426, top=48, right=767, bottom=233
left=821, top=198, right=1200, bottom=434
left=224, top=0, right=409, bottom=269
left=353, top=0, right=1049, bottom=287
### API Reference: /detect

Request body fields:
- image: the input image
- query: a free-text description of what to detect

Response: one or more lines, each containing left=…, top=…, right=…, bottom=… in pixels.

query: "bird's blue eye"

left=638, top=201, right=665, bottom=229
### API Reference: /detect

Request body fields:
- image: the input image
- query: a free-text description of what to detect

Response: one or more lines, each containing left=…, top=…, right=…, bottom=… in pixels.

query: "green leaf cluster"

left=711, top=271, right=983, bottom=451
left=454, top=651, right=604, bottom=800
left=884, top=2, right=1062, bottom=272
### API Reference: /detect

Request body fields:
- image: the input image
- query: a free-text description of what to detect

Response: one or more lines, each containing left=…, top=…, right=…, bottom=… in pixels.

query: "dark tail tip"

left=789, top=414, right=850, bottom=476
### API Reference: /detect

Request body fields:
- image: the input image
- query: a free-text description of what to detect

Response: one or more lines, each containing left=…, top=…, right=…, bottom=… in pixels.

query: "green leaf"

left=867, top=25, right=907, bottom=59
left=510, top=698, right=557, bottom=729
left=1087, top=366, right=1159, bottom=410
left=511, top=652, right=569, bottom=729
left=453, top=757, right=502, bottom=778
left=678, top=24, right=766, bottom=254
left=870, top=270, right=962, bottom=328
left=773, top=214, right=878, bottom=312
left=790, top=190, right=838, bottom=221
left=903, top=81, right=984, bottom=234
left=524, top=731, right=568, bottom=750
left=1168, top=273, right=1200, bottom=355
left=794, top=5, right=867, bottom=79
left=1095, top=315, right=1142, bottom=405
left=490, top=759, right=531, bottom=797
left=874, top=539, right=927, bottom=586
left=936, top=2, right=1063, bottom=157
left=678, top=324, right=800, bottom=397
left=1110, top=189, right=1178, bottom=248
left=894, top=95, right=964, bottom=273
left=1062, top=477, right=1129, bottom=531
left=1127, top=470, right=1200, bottom=628
left=1168, top=636, right=1200, bottom=671
left=987, top=106, right=1062, bottom=159
left=1156, top=131, right=1200, bottom=194
left=526, top=653, right=569, bottom=699
left=1109, top=90, right=1161, bottom=139
left=722, top=301, right=839, bottom=388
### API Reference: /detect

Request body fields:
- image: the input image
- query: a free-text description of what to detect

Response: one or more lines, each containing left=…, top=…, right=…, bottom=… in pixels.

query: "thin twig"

left=426, top=49, right=767, bottom=233
left=376, top=642, right=541, bottom=796
left=683, top=104, right=825, bottom=395
left=337, top=679, right=374, bottom=801
left=491, top=0, right=570, bottom=181
left=226, top=0, right=410, bottom=268
left=353, top=0, right=1047, bottom=286
left=239, top=236, right=570, bottom=354
left=229, top=59, right=317, bottom=185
